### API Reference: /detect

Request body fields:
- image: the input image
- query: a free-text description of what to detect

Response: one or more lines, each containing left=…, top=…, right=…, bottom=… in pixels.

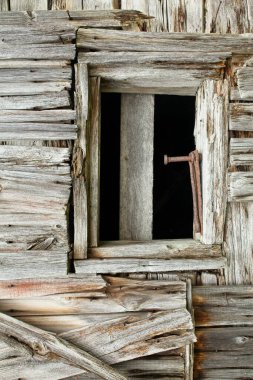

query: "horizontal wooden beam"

left=228, top=171, right=253, bottom=201
left=230, top=103, right=253, bottom=131
left=77, top=28, right=253, bottom=54
left=0, top=109, right=76, bottom=123
left=230, top=138, right=253, bottom=166
left=0, top=92, right=71, bottom=110
left=0, top=123, right=77, bottom=140
left=89, top=239, right=221, bottom=259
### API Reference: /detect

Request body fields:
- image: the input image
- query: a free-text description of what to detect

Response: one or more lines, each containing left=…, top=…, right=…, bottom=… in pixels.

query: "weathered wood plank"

left=87, top=77, right=101, bottom=248
left=0, top=251, right=67, bottom=280
left=120, top=94, right=153, bottom=240
left=75, top=256, right=226, bottom=274
left=0, top=82, right=71, bottom=96
left=89, top=239, right=221, bottom=259
left=0, top=109, right=75, bottom=123
left=194, top=79, right=229, bottom=244
left=50, top=0, right=83, bottom=10
left=0, top=92, right=71, bottom=110
left=193, top=285, right=253, bottom=307
left=73, top=63, right=88, bottom=259
left=0, top=67, right=72, bottom=82
left=0, top=60, right=71, bottom=68
left=81, top=0, right=119, bottom=10
left=91, top=66, right=221, bottom=95
left=0, top=312, right=127, bottom=380
left=224, top=203, right=253, bottom=284
left=230, top=138, right=253, bottom=165
left=0, top=123, right=77, bottom=140
left=77, top=28, right=253, bottom=54
left=0, top=11, right=31, bottom=24
left=230, top=103, right=253, bottom=131
left=0, top=44, right=75, bottom=60
left=10, top=0, right=48, bottom=10
left=0, top=1, right=9, bottom=11
left=237, top=67, right=253, bottom=99
left=228, top=172, right=253, bottom=201
left=60, top=308, right=195, bottom=364
left=78, top=51, right=230, bottom=68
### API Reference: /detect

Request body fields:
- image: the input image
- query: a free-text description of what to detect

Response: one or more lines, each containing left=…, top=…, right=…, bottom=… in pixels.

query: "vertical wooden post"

left=120, top=94, right=154, bottom=240
left=87, top=77, right=101, bottom=248
left=73, top=64, right=88, bottom=259
left=194, top=79, right=229, bottom=244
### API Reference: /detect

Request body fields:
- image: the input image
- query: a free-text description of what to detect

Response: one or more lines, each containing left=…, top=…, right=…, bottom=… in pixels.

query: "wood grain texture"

left=194, top=79, right=229, bottom=244
left=73, top=63, right=88, bottom=259
left=50, top=0, right=83, bottom=10
left=86, top=77, right=101, bottom=248
left=228, top=171, right=253, bottom=201
left=0, top=123, right=77, bottom=140
left=77, top=28, right=253, bottom=53
left=230, top=138, right=253, bottom=165
left=0, top=312, right=127, bottom=380
left=0, top=109, right=75, bottom=123
left=0, top=1, right=9, bottom=10
left=0, top=92, right=71, bottom=110
left=120, top=94, right=154, bottom=240
left=230, top=103, right=253, bottom=131
left=89, top=239, right=222, bottom=259
left=0, top=44, right=75, bottom=60
left=237, top=67, right=253, bottom=99
left=10, top=0, right=48, bottom=10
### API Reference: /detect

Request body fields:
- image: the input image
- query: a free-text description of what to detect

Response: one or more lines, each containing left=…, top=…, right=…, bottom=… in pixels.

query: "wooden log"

left=0, top=312, right=127, bottom=380
left=78, top=51, right=230, bottom=68
left=230, top=103, right=253, bottom=131
left=72, top=63, right=89, bottom=259
left=0, top=251, right=67, bottom=280
left=228, top=172, right=253, bottom=201
left=230, top=138, right=253, bottom=165
left=90, top=66, right=222, bottom=95
left=0, top=44, right=75, bottom=60
left=9, top=0, right=48, bottom=10
left=89, top=239, right=222, bottom=259
left=0, top=123, right=77, bottom=140
left=224, top=203, right=253, bottom=284
left=86, top=77, right=101, bottom=248
left=237, top=67, right=253, bottom=99
left=194, top=79, right=229, bottom=244
left=0, top=92, right=71, bottom=110
left=60, top=308, right=196, bottom=364
left=120, top=94, right=154, bottom=240
left=77, top=28, right=253, bottom=54
left=0, top=109, right=75, bottom=123
left=75, top=256, right=226, bottom=274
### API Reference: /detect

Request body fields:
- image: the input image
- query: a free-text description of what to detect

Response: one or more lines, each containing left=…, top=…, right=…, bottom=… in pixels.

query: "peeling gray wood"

left=0, top=82, right=71, bottom=96
left=194, top=79, right=229, bottom=244
left=228, top=171, right=253, bottom=201
left=50, top=0, right=83, bottom=10
left=0, top=92, right=71, bottom=110
left=10, top=0, right=48, bottom=10
left=0, top=44, right=75, bottom=60
left=237, top=67, right=253, bottom=99
left=230, top=138, right=253, bottom=165
left=0, top=123, right=77, bottom=140
left=230, top=103, right=253, bottom=131
left=77, top=28, right=253, bottom=54
left=0, top=67, right=72, bottom=82
left=0, top=312, right=127, bottom=380
left=75, top=256, right=226, bottom=274
left=0, top=251, right=67, bottom=280
left=89, top=239, right=222, bottom=259
left=86, top=77, right=101, bottom=248
left=0, top=109, right=75, bottom=123
left=73, top=63, right=88, bottom=259
left=120, top=94, right=154, bottom=240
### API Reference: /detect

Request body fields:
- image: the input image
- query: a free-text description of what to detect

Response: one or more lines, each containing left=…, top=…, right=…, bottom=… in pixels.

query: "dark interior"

left=100, top=93, right=196, bottom=241
left=153, top=95, right=196, bottom=239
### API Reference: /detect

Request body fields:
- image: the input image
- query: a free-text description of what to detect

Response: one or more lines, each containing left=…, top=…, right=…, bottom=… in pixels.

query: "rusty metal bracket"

left=164, top=150, right=203, bottom=234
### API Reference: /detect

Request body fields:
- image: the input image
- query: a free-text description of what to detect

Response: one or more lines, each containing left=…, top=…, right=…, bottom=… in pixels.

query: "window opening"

left=153, top=95, right=196, bottom=239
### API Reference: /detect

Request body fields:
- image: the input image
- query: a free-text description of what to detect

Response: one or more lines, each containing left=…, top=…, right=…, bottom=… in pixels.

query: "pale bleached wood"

left=0, top=251, right=67, bottom=280
left=228, top=172, right=253, bottom=201
left=75, top=256, right=226, bottom=274
left=91, top=66, right=222, bottom=95
left=0, top=82, right=71, bottom=96
left=10, top=0, right=48, bottom=10
left=230, top=138, right=253, bottom=165
left=0, top=92, right=70, bottom=110
left=0, top=123, right=77, bottom=140
left=204, top=0, right=251, bottom=33
left=0, top=60, right=70, bottom=68
left=73, top=63, right=88, bottom=259
left=79, top=51, right=230, bottom=68
left=82, top=0, right=119, bottom=10
left=87, top=77, right=101, bottom=248
left=199, top=272, right=218, bottom=285
left=0, top=109, right=75, bottom=123
left=120, top=94, right=154, bottom=240
left=185, top=279, right=194, bottom=380
left=77, top=28, right=253, bottom=54
left=237, top=67, right=253, bottom=99
left=50, top=0, right=83, bottom=10
left=224, top=202, right=253, bottom=284
left=0, top=1, right=9, bottom=10
left=89, top=239, right=222, bottom=259
left=0, top=67, right=72, bottom=82
left=194, top=79, right=229, bottom=244
left=0, top=44, right=75, bottom=60
left=193, top=285, right=253, bottom=307
left=0, top=312, right=127, bottom=380
left=60, top=308, right=195, bottom=364
left=230, top=103, right=253, bottom=131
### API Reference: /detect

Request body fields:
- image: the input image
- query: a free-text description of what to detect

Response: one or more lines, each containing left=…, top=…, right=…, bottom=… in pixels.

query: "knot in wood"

left=31, top=340, right=50, bottom=356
